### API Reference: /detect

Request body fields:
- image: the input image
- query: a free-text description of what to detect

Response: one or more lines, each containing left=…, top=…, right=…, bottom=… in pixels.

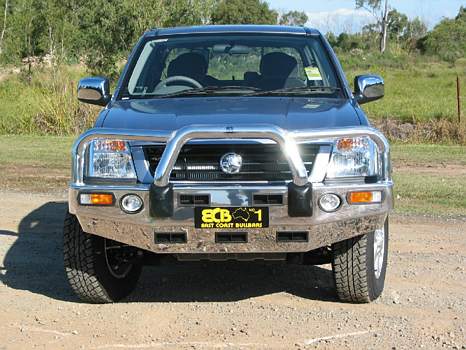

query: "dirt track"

left=0, top=191, right=465, bottom=349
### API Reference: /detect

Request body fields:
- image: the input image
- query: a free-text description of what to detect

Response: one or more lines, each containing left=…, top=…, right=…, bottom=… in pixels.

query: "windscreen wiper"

left=247, top=86, right=341, bottom=96
left=157, top=85, right=262, bottom=98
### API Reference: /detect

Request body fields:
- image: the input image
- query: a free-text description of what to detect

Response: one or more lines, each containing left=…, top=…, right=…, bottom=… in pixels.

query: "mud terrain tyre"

left=331, top=219, right=389, bottom=303
left=63, top=212, right=142, bottom=303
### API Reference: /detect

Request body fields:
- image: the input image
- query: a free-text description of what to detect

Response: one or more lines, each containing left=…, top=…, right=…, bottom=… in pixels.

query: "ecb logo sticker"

left=194, top=207, right=269, bottom=229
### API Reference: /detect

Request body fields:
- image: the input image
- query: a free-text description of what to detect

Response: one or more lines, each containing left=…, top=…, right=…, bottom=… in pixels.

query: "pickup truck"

left=64, top=25, right=393, bottom=304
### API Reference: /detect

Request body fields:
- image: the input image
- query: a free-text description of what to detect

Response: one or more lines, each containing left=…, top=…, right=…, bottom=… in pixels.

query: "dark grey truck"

left=65, top=25, right=393, bottom=303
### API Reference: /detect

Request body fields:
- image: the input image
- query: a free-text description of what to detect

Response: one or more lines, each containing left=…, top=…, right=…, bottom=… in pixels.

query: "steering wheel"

left=155, top=75, right=203, bottom=90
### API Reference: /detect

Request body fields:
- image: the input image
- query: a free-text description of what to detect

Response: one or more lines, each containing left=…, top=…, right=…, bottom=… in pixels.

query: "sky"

left=268, top=0, right=465, bottom=33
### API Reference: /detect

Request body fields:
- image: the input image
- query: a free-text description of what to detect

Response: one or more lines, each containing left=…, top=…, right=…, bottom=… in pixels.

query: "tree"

left=279, top=10, right=308, bottom=26
left=0, top=0, right=8, bottom=55
left=386, top=9, right=408, bottom=40
left=161, top=0, right=215, bottom=27
left=356, top=0, right=389, bottom=53
left=422, top=6, right=466, bottom=62
left=75, top=0, right=136, bottom=77
left=211, top=0, right=278, bottom=25
left=325, top=32, right=338, bottom=47
left=402, top=17, right=427, bottom=52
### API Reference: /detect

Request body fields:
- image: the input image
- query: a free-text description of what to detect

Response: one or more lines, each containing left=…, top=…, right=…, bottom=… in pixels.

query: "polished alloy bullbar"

left=72, top=124, right=391, bottom=187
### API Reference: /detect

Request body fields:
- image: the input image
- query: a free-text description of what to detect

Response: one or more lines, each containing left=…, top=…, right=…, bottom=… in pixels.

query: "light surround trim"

left=88, top=139, right=137, bottom=179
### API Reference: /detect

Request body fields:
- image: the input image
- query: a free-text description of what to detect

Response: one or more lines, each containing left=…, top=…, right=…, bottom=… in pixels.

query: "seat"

left=167, top=52, right=207, bottom=82
left=256, top=52, right=298, bottom=90
left=167, top=52, right=217, bottom=86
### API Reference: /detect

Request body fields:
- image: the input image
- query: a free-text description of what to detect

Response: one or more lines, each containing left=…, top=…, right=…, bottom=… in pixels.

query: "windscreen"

left=121, top=35, right=342, bottom=99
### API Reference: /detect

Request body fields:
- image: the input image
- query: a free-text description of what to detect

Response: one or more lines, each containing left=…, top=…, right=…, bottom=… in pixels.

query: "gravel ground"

left=0, top=191, right=465, bottom=349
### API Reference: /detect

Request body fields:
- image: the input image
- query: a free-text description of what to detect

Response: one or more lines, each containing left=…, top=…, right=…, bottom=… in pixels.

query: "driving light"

left=326, top=136, right=379, bottom=178
left=80, top=193, right=114, bottom=206
left=88, top=140, right=136, bottom=179
left=121, top=194, right=143, bottom=213
left=319, top=193, right=341, bottom=212
left=347, top=191, right=382, bottom=204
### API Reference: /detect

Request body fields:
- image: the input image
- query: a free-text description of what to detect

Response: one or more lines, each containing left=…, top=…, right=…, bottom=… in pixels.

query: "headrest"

left=260, top=52, right=297, bottom=78
left=167, top=52, right=207, bottom=80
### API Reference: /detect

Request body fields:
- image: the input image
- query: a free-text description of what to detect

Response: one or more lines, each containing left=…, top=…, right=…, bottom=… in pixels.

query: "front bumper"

left=69, top=181, right=393, bottom=254
left=69, top=124, right=393, bottom=254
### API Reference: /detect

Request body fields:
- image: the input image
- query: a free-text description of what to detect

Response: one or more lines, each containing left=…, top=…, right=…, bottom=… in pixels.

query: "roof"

left=145, top=25, right=320, bottom=37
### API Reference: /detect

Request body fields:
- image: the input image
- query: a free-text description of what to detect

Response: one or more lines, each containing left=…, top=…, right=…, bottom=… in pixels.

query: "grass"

left=0, top=136, right=464, bottom=217
left=393, top=173, right=466, bottom=217
left=0, top=135, right=73, bottom=192
left=0, top=53, right=465, bottom=136
left=0, top=135, right=73, bottom=167
left=0, top=66, right=97, bottom=135
left=391, top=143, right=466, bottom=216
left=341, top=53, right=466, bottom=123
left=391, top=143, right=466, bottom=165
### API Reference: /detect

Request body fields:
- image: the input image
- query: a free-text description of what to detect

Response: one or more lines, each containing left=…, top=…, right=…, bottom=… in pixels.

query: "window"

left=122, top=35, right=341, bottom=99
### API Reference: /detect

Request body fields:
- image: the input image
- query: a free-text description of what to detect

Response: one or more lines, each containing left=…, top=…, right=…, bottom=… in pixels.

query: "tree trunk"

left=0, top=0, right=9, bottom=55
left=379, top=0, right=389, bottom=53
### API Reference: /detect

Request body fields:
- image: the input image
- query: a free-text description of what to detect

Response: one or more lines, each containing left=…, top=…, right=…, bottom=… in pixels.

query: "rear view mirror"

left=212, top=44, right=251, bottom=54
left=354, top=75, right=384, bottom=104
left=77, top=77, right=111, bottom=106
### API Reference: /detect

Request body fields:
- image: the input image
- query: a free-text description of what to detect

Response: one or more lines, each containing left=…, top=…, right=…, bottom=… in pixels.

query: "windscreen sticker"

left=305, top=66, right=323, bottom=81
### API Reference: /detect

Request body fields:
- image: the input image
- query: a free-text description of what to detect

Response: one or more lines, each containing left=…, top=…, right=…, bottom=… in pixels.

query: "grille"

left=144, top=143, right=320, bottom=182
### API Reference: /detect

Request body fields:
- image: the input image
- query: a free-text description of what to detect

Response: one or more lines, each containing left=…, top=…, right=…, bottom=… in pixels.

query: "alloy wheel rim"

left=104, top=239, right=133, bottom=279
left=373, top=227, right=385, bottom=279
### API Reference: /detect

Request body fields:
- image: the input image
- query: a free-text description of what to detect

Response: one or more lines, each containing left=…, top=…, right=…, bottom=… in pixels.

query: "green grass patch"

left=342, top=54, right=466, bottom=123
left=0, top=66, right=97, bottom=135
left=0, top=135, right=73, bottom=168
left=391, top=144, right=466, bottom=165
left=393, top=173, right=466, bottom=217
left=0, top=136, right=464, bottom=217
left=1, top=54, right=465, bottom=136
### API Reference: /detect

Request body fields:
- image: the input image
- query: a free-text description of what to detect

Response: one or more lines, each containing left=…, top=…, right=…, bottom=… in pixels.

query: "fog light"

left=80, top=193, right=114, bottom=206
left=319, top=193, right=341, bottom=212
left=347, top=191, right=382, bottom=204
left=121, top=194, right=143, bottom=213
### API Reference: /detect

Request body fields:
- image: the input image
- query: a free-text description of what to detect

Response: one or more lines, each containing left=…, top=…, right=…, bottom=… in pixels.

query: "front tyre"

left=331, top=219, right=389, bottom=303
left=63, top=212, right=142, bottom=303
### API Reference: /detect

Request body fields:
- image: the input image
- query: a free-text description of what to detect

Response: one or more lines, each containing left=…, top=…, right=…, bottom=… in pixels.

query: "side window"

left=128, top=42, right=157, bottom=94
left=304, top=40, right=338, bottom=87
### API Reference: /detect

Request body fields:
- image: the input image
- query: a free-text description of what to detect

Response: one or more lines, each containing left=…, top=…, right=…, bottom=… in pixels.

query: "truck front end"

left=63, top=25, right=392, bottom=304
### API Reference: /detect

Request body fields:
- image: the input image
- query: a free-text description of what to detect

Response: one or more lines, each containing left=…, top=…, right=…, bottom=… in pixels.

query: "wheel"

left=331, top=219, right=389, bottom=303
left=63, top=212, right=142, bottom=303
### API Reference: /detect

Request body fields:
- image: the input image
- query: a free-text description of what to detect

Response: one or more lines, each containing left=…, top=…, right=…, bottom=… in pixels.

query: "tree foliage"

left=363, top=9, right=426, bottom=52
left=0, top=0, right=218, bottom=75
left=279, top=11, right=308, bottom=26
left=422, top=7, right=466, bottom=62
left=0, top=0, right=463, bottom=76
left=356, top=0, right=389, bottom=53
left=211, top=0, right=277, bottom=25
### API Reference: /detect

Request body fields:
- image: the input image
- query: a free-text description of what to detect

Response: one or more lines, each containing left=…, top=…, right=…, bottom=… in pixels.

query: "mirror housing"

left=354, top=75, right=384, bottom=105
left=77, top=77, right=111, bottom=106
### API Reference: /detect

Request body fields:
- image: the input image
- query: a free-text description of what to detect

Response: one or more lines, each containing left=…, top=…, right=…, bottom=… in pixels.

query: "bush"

left=423, top=8, right=466, bottom=62
left=0, top=65, right=98, bottom=135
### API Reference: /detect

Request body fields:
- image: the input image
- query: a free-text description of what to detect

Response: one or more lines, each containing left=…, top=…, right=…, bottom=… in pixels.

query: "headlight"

left=88, top=140, right=136, bottom=179
left=326, top=137, right=379, bottom=178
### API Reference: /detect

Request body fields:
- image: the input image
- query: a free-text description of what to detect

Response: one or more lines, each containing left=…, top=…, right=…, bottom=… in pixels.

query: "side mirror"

left=77, top=77, right=111, bottom=106
left=354, top=75, right=384, bottom=105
